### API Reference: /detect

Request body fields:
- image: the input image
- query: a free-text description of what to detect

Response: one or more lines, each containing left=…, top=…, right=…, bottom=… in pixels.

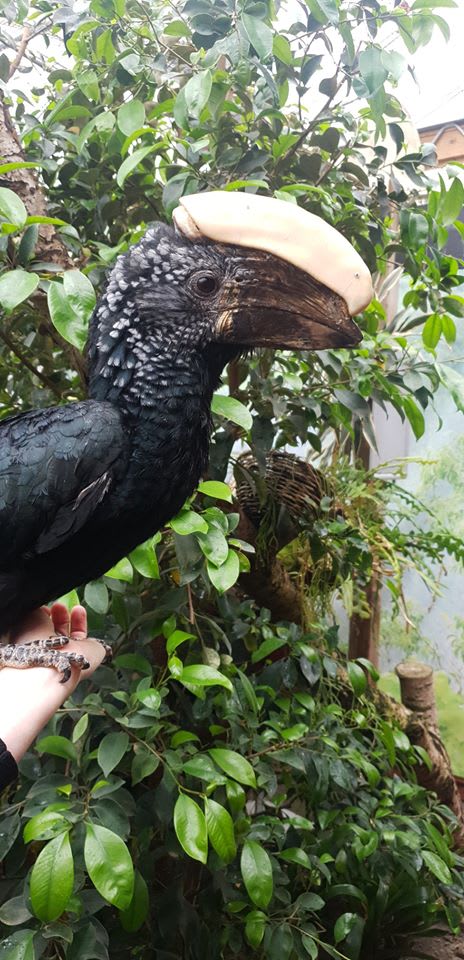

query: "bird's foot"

left=94, top=638, right=113, bottom=664
left=0, top=636, right=90, bottom=684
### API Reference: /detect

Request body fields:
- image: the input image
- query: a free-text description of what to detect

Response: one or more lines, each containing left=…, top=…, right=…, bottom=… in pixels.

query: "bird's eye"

left=190, top=271, right=220, bottom=298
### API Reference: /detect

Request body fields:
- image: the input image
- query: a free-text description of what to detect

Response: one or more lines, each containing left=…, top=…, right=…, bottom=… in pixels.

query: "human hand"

left=0, top=604, right=107, bottom=763
left=11, top=602, right=108, bottom=680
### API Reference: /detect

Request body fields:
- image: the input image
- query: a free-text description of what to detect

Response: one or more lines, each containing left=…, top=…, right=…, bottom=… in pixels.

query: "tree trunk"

left=0, top=98, right=69, bottom=267
left=348, top=569, right=381, bottom=667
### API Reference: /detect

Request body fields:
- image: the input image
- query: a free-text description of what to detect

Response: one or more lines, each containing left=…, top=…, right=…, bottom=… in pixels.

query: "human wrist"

left=0, top=665, right=78, bottom=762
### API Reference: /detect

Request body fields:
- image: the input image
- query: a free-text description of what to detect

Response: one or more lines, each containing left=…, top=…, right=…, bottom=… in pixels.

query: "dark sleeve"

left=0, top=738, right=18, bottom=791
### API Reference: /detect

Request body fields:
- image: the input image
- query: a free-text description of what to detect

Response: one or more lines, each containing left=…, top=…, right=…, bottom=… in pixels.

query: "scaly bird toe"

left=0, top=641, right=91, bottom=683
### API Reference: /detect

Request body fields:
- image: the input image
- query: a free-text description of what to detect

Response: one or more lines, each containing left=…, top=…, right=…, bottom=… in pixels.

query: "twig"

left=0, top=327, right=63, bottom=399
left=8, top=25, right=32, bottom=79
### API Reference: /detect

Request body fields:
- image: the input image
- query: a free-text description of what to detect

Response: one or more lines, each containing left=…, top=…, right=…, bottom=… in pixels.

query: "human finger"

left=69, top=605, right=87, bottom=641
left=50, top=602, right=71, bottom=637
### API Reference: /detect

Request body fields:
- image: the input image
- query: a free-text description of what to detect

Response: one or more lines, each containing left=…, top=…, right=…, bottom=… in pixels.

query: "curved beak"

left=215, top=251, right=362, bottom=351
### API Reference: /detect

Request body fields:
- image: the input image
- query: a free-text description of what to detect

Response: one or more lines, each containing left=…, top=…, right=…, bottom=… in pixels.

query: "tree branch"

left=8, top=24, right=32, bottom=79
left=0, top=327, right=63, bottom=399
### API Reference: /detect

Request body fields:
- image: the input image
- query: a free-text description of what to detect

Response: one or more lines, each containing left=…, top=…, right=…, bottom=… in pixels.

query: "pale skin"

left=0, top=604, right=106, bottom=763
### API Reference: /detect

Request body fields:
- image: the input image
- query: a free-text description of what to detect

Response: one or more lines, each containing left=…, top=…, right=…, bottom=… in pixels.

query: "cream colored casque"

left=173, top=191, right=373, bottom=318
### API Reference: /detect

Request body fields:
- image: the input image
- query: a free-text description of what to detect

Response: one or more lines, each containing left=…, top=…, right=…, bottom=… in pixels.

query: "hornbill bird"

left=0, top=191, right=372, bottom=679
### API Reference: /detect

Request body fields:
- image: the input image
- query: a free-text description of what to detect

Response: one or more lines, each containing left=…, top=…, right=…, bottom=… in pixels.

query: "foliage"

left=2, top=623, right=464, bottom=960
left=277, top=458, right=464, bottom=620
left=380, top=670, right=464, bottom=778
left=0, top=0, right=463, bottom=957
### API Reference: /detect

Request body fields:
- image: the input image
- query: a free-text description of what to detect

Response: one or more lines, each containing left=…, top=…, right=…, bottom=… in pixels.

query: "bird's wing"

left=0, top=400, right=125, bottom=562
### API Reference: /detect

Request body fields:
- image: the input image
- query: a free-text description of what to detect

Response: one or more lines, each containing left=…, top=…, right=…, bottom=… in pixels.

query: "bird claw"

left=0, top=637, right=91, bottom=684
left=95, top=637, right=113, bottom=664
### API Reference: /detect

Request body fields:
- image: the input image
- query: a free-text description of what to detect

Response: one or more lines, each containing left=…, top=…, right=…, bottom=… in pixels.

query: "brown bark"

left=235, top=508, right=303, bottom=624
left=370, top=680, right=464, bottom=844
left=348, top=570, right=381, bottom=667
left=0, top=97, right=69, bottom=267
left=348, top=430, right=381, bottom=665
left=396, top=659, right=438, bottom=726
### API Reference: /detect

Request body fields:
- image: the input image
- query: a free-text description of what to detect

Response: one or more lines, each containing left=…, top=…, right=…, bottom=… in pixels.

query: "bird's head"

left=88, top=192, right=371, bottom=401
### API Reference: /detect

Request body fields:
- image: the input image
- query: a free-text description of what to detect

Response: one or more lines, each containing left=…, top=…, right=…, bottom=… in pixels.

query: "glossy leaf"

left=97, top=731, right=129, bottom=777
left=242, top=14, right=273, bottom=59
left=117, top=98, right=145, bottom=136
left=179, top=664, right=233, bottom=692
left=30, top=832, right=74, bottom=921
left=116, top=145, right=157, bottom=187
left=205, top=798, right=237, bottom=863
left=119, top=869, right=149, bottom=932
left=174, top=794, right=208, bottom=863
left=241, top=840, right=273, bottom=909
left=209, top=748, right=256, bottom=787
left=84, top=823, right=134, bottom=909
left=0, top=188, right=27, bottom=226
left=0, top=270, right=39, bottom=313
left=211, top=394, right=252, bottom=431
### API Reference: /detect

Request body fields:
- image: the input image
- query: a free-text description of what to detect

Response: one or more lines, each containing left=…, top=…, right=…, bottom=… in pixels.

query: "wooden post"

left=395, top=660, right=438, bottom=727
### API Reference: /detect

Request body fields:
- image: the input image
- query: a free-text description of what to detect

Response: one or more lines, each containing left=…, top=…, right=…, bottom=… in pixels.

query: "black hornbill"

left=0, top=192, right=372, bottom=678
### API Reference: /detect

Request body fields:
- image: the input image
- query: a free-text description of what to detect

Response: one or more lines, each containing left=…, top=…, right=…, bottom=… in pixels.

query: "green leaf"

left=209, top=748, right=256, bottom=787
left=84, top=580, right=109, bottom=614
left=36, top=735, right=77, bottom=762
left=164, top=20, right=191, bottom=37
left=76, top=68, right=99, bottom=100
left=347, top=661, right=367, bottom=696
left=183, top=70, right=212, bottom=118
left=0, top=187, right=27, bottom=226
left=179, top=664, right=233, bottom=692
left=441, top=314, right=456, bottom=344
left=30, top=832, right=74, bottom=921
left=207, top=550, right=240, bottom=593
left=131, top=746, right=159, bottom=785
left=205, top=798, right=237, bottom=863
left=0, top=270, right=39, bottom=313
left=84, top=823, right=134, bottom=909
left=334, top=912, right=358, bottom=944
left=166, top=629, right=195, bottom=655
left=72, top=713, right=89, bottom=743
left=422, top=849, right=452, bottom=884
left=226, top=779, right=246, bottom=814
left=119, top=869, right=149, bottom=932
left=198, top=525, right=229, bottom=566
left=211, top=394, right=252, bottom=431
left=116, top=145, right=156, bottom=188
left=130, top=538, right=159, bottom=579
left=242, top=14, right=273, bottom=59
left=279, top=847, right=311, bottom=869
left=47, top=281, right=88, bottom=350
left=170, top=508, right=208, bottom=534
left=117, top=99, right=145, bottom=136
left=441, top=176, right=464, bottom=226
left=422, top=313, right=442, bottom=350
left=105, top=557, right=133, bottom=581
left=359, top=47, right=388, bottom=95
left=63, top=269, right=96, bottom=320
left=241, top=839, right=273, bottom=909
left=135, top=688, right=161, bottom=711
left=98, top=731, right=129, bottom=777
left=245, top=909, right=267, bottom=948
left=273, top=34, right=293, bottom=65
left=306, top=0, right=339, bottom=24
left=0, top=930, right=35, bottom=960
left=23, top=810, right=68, bottom=844
left=198, top=480, right=233, bottom=502
left=174, top=794, right=208, bottom=863
left=403, top=395, right=425, bottom=440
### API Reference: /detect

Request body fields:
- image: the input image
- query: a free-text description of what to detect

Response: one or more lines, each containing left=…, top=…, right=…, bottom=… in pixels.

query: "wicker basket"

left=234, top=451, right=330, bottom=528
